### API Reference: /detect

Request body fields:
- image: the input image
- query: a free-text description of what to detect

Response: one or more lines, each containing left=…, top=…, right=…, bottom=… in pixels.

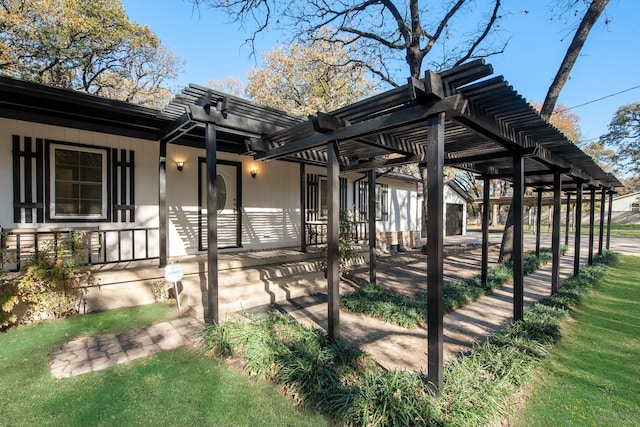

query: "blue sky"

left=122, top=0, right=638, bottom=143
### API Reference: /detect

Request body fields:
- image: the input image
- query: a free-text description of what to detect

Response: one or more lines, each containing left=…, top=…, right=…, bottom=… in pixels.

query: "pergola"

left=0, top=61, right=621, bottom=392
left=155, top=60, right=622, bottom=391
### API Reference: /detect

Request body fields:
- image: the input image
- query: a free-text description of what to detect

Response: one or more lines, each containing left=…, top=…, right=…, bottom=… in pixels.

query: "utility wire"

left=552, top=84, right=640, bottom=115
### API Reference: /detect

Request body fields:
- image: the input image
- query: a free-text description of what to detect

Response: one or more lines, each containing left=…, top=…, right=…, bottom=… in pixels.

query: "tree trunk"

left=499, top=202, right=515, bottom=263
left=540, top=0, right=609, bottom=119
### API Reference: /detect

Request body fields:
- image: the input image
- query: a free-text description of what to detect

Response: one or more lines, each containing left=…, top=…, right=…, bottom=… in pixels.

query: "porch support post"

left=327, top=141, right=340, bottom=341
left=426, top=112, right=445, bottom=391
left=205, top=122, right=219, bottom=324
left=513, top=153, right=525, bottom=321
left=574, top=182, right=583, bottom=275
left=368, top=169, right=377, bottom=285
left=551, top=171, right=562, bottom=294
left=481, top=177, right=490, bottom=288
left=588, top=187, right=596, bottom=265
left=300, top=162, right=307, bottom=252
left=606, top=191, right=614, bottom=250
left=158, top=140, right=168, bottom=267
left=535, top=189, right=543, bottom=258
left=598, top=187, right=606, bottom=255
left=565, top=192, right=571, bottom=247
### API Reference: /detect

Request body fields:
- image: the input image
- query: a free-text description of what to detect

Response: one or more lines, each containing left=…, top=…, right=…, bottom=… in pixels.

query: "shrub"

left=0, top=232, right=93, bottom=329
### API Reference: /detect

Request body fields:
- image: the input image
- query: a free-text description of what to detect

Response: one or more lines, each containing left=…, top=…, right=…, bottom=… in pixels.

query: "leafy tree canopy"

left=0, top=0, right=183, bottom=108
left=601, top=102, right=640, bottom=177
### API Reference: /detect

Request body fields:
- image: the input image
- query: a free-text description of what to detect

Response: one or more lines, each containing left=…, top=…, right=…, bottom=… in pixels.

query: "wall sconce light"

left=176, top=161, right=184, bottom=172
left=250, top=167, right=258, bottom=179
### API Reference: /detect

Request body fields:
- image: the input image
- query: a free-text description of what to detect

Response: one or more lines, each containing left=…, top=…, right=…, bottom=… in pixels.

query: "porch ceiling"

left=251, top=60, right=620, bottom=191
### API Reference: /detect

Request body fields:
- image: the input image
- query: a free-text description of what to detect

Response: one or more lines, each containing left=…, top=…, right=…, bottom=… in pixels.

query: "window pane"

left=53, top=147, right=104, bottom=218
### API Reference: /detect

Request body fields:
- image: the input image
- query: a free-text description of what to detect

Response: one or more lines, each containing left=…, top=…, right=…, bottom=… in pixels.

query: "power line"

left=553, top=84, right=640, bottom=115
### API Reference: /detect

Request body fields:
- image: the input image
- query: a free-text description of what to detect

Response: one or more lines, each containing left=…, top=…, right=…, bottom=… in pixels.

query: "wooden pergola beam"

left=256, top=95, right=466, bottom=161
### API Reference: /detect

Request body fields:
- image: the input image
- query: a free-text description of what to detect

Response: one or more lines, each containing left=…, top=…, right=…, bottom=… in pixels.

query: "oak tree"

left=601, top=102, right=640, bottom=176
left=0, top=0, right=183, bottom=108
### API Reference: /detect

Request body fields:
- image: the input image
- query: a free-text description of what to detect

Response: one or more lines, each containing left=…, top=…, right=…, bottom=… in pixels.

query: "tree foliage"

left=531, top=102, right=582, bottom=143
left=245, top=37, right=377, bottom=117
left=193, top=0, right=506, bottom=85
left=601, top=102, right=640, bottom=176
left=0, top=0, right=183, bottom=108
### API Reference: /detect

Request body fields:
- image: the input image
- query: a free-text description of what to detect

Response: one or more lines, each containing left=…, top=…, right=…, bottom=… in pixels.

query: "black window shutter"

left=339, top=177, right=347, bottom=210
left=112, top=148, right=135, bottom=222
left=381, top=183, right=389, bottom=221
left=12, top=135, right=44, bottom=223
left=306, top=173, right=319, bottom=221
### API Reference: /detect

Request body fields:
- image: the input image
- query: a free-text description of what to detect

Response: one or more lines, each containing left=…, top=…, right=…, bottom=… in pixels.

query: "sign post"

left=164, top=263, right=184, bottom=314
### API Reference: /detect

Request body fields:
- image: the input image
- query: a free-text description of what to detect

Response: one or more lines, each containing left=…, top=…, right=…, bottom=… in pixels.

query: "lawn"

left=512, top=255, right=640, bottom=426
left=0, top=303, right=328, bottom=427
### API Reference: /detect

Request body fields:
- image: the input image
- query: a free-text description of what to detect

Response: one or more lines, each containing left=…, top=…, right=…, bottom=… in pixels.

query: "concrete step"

left=83, top=247, right=367, bottom=320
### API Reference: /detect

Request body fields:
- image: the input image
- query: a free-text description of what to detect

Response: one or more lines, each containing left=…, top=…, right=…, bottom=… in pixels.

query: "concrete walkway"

left=51, top=317, right=201, bottom=378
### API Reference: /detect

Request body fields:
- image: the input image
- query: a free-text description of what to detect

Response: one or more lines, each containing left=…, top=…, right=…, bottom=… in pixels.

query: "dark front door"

left=445, top=203, right=463, bottom=236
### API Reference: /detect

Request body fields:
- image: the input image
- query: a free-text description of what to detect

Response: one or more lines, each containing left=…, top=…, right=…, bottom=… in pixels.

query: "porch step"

left=83, top=248, right=366, bottom=319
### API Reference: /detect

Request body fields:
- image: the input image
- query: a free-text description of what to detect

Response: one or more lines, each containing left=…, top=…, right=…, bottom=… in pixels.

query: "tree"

left=500, top=0, right=610, bottom=262
left=192, top=0, right=506, bottom=87
left=540, top=0, right=609, bottom=120
left=0, top=0, right=183, bottom=108
left=245, top=37, right=377, bottom=117
left=601, top=102, right=640, bottom=177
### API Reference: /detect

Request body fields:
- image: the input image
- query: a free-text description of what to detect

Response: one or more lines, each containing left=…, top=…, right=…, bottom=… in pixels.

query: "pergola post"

left=606, top=191, right=614, bottom=250
left=535, top=189, right=543, bottom=258
left=513, top=154, right=525, bottom=321
left=598, top=187, right=606, bottom=255
left=368, top=169, right=377, bottom=285
left=588, top=187, right=596, bottom=265
left=158, top=140, right=168, bottom=267
left=565, top=192, right=572, bottom=247
left=426, top=112, right=445, bottom=391
left=574, top=183, right=583, bottom=275
left=300, top=162, right=307, bottom=252
left=481, top=177, right=490, bottom=288
left=205, top=122, right=219, bottom=324
left=327, top=141, right=340, bottom=341
left=551, top=171, right=562, bottom=294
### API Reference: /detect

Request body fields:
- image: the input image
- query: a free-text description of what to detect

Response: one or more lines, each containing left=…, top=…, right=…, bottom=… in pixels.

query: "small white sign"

left=164, top=263, right=184, bottom=282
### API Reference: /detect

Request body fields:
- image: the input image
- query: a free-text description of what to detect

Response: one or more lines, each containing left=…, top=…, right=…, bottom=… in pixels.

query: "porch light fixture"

left=176, top=161, right=184, bottom=172
left=251, top=167, right=258, bottom=178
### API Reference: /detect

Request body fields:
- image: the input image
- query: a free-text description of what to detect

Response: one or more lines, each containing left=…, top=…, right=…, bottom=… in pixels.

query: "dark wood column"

left=327, top=141, right=340, bottom=341
left=513, top=154, right=525, bottom=321
left=481, top=177, right=490, bottom=288
left=426, top=112, right=445, bottom=391
left=535, top=189, right=543, bottom=258
left=205, top=122, right=219, bottom=324
left=574, top=182, right=583, bottom=275
left=158, top=140, right=168, bottom=267
left=606, top=191, right=614, bottom=250
left=551, top=172, right=562, bottom=294
left=368, top=169, right=377, bottom=285
left=565, top=192, right=572, bottom=246
left=588, top=187, right=596, bottom=265
left=598, top=187, right=606, bottom=255
left=300, top=162, right=307, bottom=252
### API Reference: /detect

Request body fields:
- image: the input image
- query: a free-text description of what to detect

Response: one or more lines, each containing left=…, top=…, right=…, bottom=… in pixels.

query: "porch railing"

left=304, top=220, right=369, bottom=246
left=1, top=227, right=159, bottom=271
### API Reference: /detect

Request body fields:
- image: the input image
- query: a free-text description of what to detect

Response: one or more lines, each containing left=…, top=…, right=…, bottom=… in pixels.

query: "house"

left=611, top=191, right=640, bottom=212
left=0, top=75, right=426, bottom=316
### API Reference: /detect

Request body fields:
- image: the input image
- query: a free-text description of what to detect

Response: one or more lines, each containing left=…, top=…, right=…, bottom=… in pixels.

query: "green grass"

left=340, top=247, right=562, bottom=328
left=0, top=303, right=328, bottom=427
left=203, top=252, right=619, bottom=426
left=511, top=255, right=640, bottom=427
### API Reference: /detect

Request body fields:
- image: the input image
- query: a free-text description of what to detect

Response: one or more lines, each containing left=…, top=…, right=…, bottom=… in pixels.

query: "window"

left=319, top=178, right=328, bottom=218
left=51, top=144, right=107, bottom=219
left=356, top=181, right=388, bottom=221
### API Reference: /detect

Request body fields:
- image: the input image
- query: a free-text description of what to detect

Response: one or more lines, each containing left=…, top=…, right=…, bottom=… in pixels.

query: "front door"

left=199, top=158, right=242, bottom=249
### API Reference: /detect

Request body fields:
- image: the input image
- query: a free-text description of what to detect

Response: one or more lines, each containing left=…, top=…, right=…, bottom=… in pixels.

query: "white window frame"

left=50, top=144, right=108, bottom=220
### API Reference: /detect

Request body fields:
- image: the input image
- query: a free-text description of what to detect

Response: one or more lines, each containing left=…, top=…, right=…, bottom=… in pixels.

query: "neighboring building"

left=611, top=191, right=640, bottom=212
